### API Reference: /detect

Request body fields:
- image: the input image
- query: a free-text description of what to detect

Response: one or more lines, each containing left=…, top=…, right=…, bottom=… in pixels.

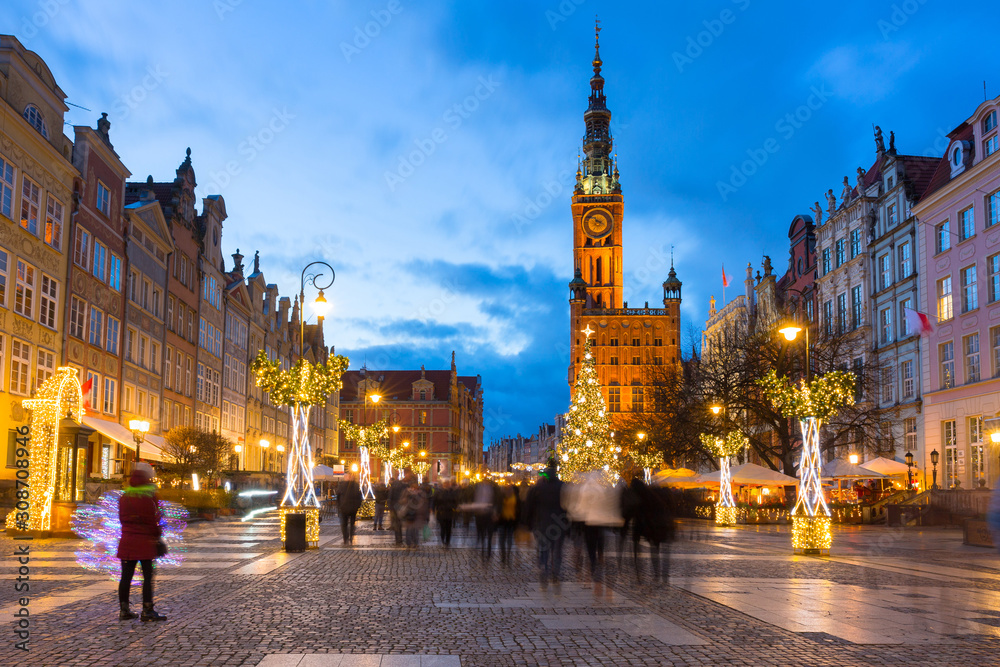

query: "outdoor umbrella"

left=859, top=456, right=913, bottom=476
left=821, top=458, right=886, bottom=479
left=696, top=463, right=798, bottom=486
left=312, top=464, right=336, bottom=481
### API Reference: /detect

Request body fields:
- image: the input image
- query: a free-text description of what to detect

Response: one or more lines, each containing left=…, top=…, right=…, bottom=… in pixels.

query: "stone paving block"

left=258, top=656, right=305, bottom=667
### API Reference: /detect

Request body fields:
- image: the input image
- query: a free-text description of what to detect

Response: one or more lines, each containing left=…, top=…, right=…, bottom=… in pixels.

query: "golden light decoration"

left=716, top=506, right=738, bottom=526
left=699, top=432, right=748, bottom=459
left=757, top=369, right=855, bottom=422
left=339, top=419, right=390, bottom=458
left=5, top=367, right=84, bottom=534
left=279, top=506, right=319, bottom=545
left=792, top=516, right=831, bottom=554
left=250, top=351, right=349, bottom=407
left=558, top=337, right=617, bottom=483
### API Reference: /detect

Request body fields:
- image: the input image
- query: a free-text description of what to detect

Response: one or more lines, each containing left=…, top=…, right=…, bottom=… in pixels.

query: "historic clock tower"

left=571, top=23, right=623, bottom=311
left=568, top=24, right=683, bottom=407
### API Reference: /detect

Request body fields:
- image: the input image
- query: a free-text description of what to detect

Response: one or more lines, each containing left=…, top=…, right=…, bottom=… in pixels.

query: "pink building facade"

left=916, top=94, right=1000, bottom=489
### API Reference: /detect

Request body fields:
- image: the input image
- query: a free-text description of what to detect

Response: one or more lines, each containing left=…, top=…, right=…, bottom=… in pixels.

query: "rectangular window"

left=965, top=332, right=981, bottom=383
left=940, top=341, right=955, bottom=389
left=0, top=155, right=14, bottom=219
left=850, top=229, right=861, bottom=258
left=837, top=293, right=847, bottom=334
left=961, top=265, right=978, bottom=313
left=106, top=254, right=121, bottom=292
left=986, top=135, right=998, bottom=158
left=822, top=248, right=831, bottom=274
left=87, top=371, right=100, bottom=410
left=993, top=326, right=1000, bottom=378
left=851, top=286, right=862, bottom=330
left=898, top=242, right=911, bottom=278
left=631, top=355, right=640, bottom=365
left=167, top=296, right=174, bottom=332
left=186, top=357, right=193, bottom=396
left=138, top=335, right=148, bottom=369
left=609, top=356, right=618, bottom=365
left=35, top=348, right=54, bottom=390
left=878, top=254, right=891, bottom=290
left=92, top=241, right=107, bottom=281
left=653, top=337, right=662, bottom=346
left=175, top=353, right=182, bottom=394
left=419, top=410, right=427, bottom=425
left=960, top=206, right=975, bottom=241
left=898, top=298, right=912, bottom=337
left=937, top=276, right=953, bottom=321
left=141, top=279, right=150, bottom=311
left=943, top=420, right=957, bottom=489
left=608, top=387, right=620, bottom=413
left=20, top=177, right=40, bottom=236
left=823, top=300, right=833, bottom=336
left=96, top=181, right=110, bottom=216
left=988, top=189, right=1000, bottom=229
left=197, top=363, right=205, bottom=402
left=69, top=296, right=85, bottom=338
left=887, top=203, right=897, bottom=227
left=0, top=248, right=7, bottom=307
left=89, top=306, right=103, bottom=347
left=38, top=274, right=56, bottom=329
left=901, top=360, right=914, bottom=399
left=631, top=386, right=644, bottom=412
left=631, top=337, right=640, bottom=347
left=14, top=260, right=34, bottom=319
left=103, top=377, right=116, bottom=414
left=45, top=194, right=63, bottom=249
left=9, top=339, right=30, bottom=396
left=879, top=307, right=892, bottom=345
left=904, top=417, right=917, bottom=451
left=986, top=110, right=998, bottom=132
left=164, top=346, right=172, bottom=390
left=150, top=342, right=159, bottom=375
left=970, top=416, right=986, bottom=486
left=806, top=299, right=814, bottom=323
left=106, top=315, right=119, bottom=355
left=74, top=228, right=91, bottom=269
left=125, top=327, right=135, bottom=363
left=153, top=289, right=161, bottom=318
left=990, top=255, right=1000, bottom=304
left=127, top=270, right=137, bottom=302
left=936, top=221, right=950, bottom=253
left=835, top=239, right=846, bottom=267
left=880, top=367, right=893, bottom=404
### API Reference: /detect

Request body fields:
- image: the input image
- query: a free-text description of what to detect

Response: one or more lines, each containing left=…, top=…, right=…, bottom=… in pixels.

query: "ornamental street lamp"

left=129, top=419, right=150, bottom=466
left=904, top=450, right=914, bottom=489
left=297, top=262, right=335, bottom=363
left=260, top=439, right=270, bottom=472
left=234, top=444, right=243, bottom=471
left=930, top=449, right=940, bottom=490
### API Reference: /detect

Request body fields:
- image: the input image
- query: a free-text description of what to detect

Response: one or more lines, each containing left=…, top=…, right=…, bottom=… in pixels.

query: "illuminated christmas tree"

left=558, top=328, right=619, bottom=482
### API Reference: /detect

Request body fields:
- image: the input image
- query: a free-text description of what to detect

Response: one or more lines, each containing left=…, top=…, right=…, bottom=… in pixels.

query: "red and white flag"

left=81, top=376, right=94, bottom=411
left=722, top=264, right=731, bottom=288
left=904, top=308, right=934, bottom=336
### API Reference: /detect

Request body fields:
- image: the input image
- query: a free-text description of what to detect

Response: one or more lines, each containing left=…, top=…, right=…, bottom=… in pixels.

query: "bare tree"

left=161, top=427, right=203, bottom=482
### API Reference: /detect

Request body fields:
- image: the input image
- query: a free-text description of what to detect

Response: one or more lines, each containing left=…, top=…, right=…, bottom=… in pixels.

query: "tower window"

left=596, top=258, right=603, bottom=284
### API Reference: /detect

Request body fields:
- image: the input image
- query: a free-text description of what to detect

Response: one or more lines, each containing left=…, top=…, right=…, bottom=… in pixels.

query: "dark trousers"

left=438, top=517, right=453, bottom=546
left=391, top=510, right=403, bottom=544
left=475, top=514, right=494, bottom=560
left=537, top=532, right=564, bottom=583
left=119, top=559, right=153, bottom=606
left=340, top=511, right=357, bottom=544
left=373, top=503, right=385, bottom=529
left=498, top=520, right=515, bottom=562
left=584, top=525, right=605, bottom=581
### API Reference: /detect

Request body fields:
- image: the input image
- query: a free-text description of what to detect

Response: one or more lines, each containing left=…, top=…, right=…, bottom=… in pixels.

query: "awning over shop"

left=82, top=416, right=165, bottom=462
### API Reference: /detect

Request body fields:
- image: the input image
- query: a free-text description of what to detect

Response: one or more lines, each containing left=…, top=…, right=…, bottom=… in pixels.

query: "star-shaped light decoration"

left=582, top=324, right=595, bottom=338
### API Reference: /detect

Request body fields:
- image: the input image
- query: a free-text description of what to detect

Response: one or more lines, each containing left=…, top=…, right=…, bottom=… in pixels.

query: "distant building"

left=339, top=355, right=483, bottom=482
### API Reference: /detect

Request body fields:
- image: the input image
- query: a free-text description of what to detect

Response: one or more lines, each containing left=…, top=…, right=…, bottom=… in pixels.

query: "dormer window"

left=419, top=390, right=426, bottom=400
left=949, top=141, right=970, bottom=178
left=23, top=105, right=49, bottom=138
left=952, top=146, right=962, bottom=166
left=985, top=110, right=997, bottom=133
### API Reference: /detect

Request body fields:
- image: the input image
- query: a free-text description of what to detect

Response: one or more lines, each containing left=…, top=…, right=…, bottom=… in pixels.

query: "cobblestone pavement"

left=5, top=513, right=1000, bottom=666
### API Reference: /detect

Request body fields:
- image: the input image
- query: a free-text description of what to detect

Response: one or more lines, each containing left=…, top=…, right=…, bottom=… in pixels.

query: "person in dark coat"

left=635, top=480, right=676, bottom=581
left=434, top=480, right=458, bottom=547
left=497, top=483, right=520, bottom=565
left=337, top=473, right=364, bottom=545
left=388, top=477, right=406, bottom=545
left=525, top=460, right=569, bottom=587
left=116, top=462, right=166, bottom=621
left=373, top=482, right=389, bottom=530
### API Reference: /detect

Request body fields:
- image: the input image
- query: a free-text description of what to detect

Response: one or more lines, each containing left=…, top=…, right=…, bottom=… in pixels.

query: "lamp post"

left=234, top=444, right=243, bottom=472
left=930, top=449, right=939, bottom=490
left=128, top=419, right=150, bottom=467
left=260, top=439, right=270, bottom=473
left=904, top=450, right=914, bottom=490
left=297, top=262, right=334, bottom=363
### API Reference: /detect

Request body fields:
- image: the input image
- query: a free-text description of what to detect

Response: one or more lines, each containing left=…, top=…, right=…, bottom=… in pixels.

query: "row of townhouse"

left=0, top=35, right=339, bottom=483
left=779, top=95, right=1000, bottom=489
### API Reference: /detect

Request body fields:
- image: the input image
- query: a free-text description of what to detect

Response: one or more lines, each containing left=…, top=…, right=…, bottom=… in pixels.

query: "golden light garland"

left=757, top=369, right=855, bottom=422
left=792, top=516, right=831, bottom=553
left=339, top=419, right=390, bottom=457
left=5, top=367, right=84, bottom=534
left=558, top=336, right=618, bottom=483
left=279, top=506, right=319, bottom=545
left=699, top=431, right=748, bottom=459
left=251, top=351, right=349, bottom=407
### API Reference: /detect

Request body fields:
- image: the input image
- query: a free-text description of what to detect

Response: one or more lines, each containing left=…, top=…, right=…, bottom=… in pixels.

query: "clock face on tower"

left=582, top=207, right=614, bottom=240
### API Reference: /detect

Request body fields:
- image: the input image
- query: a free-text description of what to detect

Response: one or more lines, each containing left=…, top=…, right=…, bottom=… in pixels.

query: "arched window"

left=596, top=258, right=603, bottom=284
left=23, top=105, right=49, bottom=138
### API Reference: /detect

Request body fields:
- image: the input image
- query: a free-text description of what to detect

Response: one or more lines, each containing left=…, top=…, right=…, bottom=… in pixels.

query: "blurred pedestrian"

left=497, top=483, right=519, bottom=565
left=389, top=476, right=406, bottom=545
left=636, top=479, right=676, bottom=581
left=435, top=480, right=458, bottom=547
left=400, top=476, right=428, bottom=548
left=117, top=462, right=166, bottom=622
left=473, top=478, right=499, bottom=561
left=525, top=459, right=569, bottom=588
left=373, top=482, right=389, bottom=530
left=571, top=471, right=623, bottom=584
left=337, top=473, right=363, bottom=545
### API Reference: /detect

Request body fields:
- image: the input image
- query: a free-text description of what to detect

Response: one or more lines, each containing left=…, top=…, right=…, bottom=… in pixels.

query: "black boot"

left=140, top=602, right=166, bottom=622
left=119, top=602, right=138, bottom=621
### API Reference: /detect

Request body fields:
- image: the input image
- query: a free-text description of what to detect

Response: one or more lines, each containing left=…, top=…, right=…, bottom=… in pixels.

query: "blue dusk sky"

left=3, top=1, right=998, bottom=443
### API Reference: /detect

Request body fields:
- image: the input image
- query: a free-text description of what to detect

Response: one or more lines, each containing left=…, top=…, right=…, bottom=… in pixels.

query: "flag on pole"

left=81, top=376, right=93, bottom=410
left=722, top=264, right=731, bottom=288
left=904, top=308, right=934, bottom=336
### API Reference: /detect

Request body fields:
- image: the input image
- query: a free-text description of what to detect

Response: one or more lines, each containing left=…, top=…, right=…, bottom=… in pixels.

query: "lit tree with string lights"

left=699, top=431, right=748, bottom=526
left=558, top=326, right=620, bottom=482
left=758, top=368, right=854, bottom=554
left=339, top=418, right=389, bottom=499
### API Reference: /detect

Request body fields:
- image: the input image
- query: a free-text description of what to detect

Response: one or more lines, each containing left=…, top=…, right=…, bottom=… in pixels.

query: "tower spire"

left=593, top=17, right=602, bottom=77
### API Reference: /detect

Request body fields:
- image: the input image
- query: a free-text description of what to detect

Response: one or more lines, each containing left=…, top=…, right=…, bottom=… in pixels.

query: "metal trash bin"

left=285, top=512, right=307, bottom=552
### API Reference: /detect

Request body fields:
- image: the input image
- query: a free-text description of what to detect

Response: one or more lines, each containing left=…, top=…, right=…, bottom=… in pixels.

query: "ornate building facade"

left=567, top=29, right=682, bottom=418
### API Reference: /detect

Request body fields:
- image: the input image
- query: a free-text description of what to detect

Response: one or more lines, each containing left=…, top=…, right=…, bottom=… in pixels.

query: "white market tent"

left=691, top=463, right=798, bottom=486
left=821, top=458, right=886, bottom=479
left=312, top=464, right=337, bottom=481
left=859, top=456, right=914, bottom=476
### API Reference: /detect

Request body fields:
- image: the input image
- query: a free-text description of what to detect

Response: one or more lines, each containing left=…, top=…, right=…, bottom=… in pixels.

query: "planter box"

left=964, top=519, right=994, bottom=547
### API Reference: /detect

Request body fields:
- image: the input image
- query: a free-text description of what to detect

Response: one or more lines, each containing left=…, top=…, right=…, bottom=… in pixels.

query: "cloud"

left=808, top=43, right=921, bottom=104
